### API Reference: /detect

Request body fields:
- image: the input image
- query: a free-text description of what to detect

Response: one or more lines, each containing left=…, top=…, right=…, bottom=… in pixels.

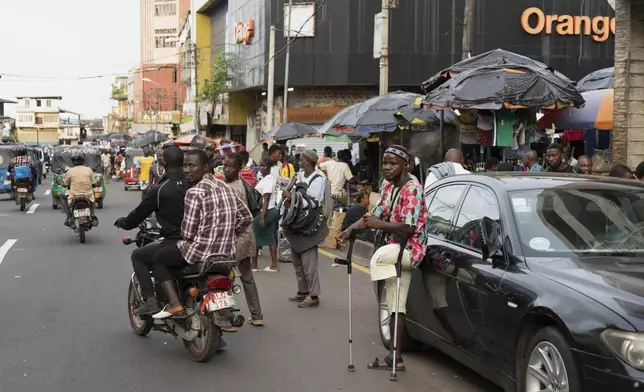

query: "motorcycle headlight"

left=601, top=329, right=644, bottom=370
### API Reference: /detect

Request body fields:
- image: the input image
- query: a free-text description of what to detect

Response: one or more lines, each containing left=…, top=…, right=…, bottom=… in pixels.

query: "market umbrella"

left=143, top=130, right=169, bottom=143
left=317, top=106, right=356, bottom=135
left=537, top=89, right=613, bottom=131
left=394, top=96, right=458, bottom=126
left=421, top=48, right=572, bottom=93
left=423, top=64, right=585, bottom=110
left=332, top=91, right=422, bottom=134
left=168, top=134, right=208, bottom=148
left=265, top=122, right=317, bottom=141
left=577, top=67, right=614, bottom=93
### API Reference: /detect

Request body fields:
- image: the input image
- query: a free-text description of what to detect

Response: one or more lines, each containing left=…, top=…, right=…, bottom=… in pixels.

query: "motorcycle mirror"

left=122, top=237, right=133, bottom=245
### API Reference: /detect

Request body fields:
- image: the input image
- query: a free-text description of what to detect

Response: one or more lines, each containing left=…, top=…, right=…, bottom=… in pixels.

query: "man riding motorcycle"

left=7, top=146, right=37, bottom=197
left=114, top=146, right=189, bottom=315
left=60, top=150, right=98, bottom=227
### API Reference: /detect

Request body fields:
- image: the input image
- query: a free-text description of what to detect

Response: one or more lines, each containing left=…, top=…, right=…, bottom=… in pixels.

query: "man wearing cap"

left=338, top=145, right=426, bottom=372
left=281, top=149, right=328, bottom=308
left=205, top=143, right=221, bottom=174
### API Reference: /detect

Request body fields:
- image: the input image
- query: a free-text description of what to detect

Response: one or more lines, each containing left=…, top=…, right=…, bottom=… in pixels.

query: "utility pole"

left=462, top=0, right=475, bottom=60
left=282, top=0, right=293, bottom=123
left=379, top=0, right=398, bottom=96
left=192, top=42, right=201, bottom=134
left=267, top=25, right=276, bottom=132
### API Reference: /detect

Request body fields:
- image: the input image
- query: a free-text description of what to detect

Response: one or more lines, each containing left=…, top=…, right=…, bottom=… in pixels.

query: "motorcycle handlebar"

left=122, top=237, right=134, bottom=245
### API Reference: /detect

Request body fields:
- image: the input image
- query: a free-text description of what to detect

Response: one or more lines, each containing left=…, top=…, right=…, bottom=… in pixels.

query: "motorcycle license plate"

left=204, top=292, right=235, bottom=312
left=93, top=187, right=102, bottom=192
left=17, top=188, right=28, bottom=192
left=73, top=208, right=91, bottom=218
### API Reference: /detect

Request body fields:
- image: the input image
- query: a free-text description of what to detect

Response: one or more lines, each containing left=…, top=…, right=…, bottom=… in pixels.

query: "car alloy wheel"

left=526, top=341, right=569, bottom=392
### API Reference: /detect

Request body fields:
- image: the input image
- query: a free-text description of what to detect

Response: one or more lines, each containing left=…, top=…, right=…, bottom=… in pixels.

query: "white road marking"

left=44, top=189, right=51, bottom=195
left=0, top=239, right=17, bottom=265
left=26, top=204, right=39, bottom=214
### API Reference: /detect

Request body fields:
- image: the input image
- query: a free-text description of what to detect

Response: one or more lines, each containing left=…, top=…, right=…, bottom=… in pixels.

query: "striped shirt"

left=178, top=174, right=253, bottom=264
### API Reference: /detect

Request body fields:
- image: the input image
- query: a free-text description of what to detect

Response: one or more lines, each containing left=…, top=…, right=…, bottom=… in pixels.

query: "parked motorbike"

left=69, top=195, right=97, bottom=243
left=122, top=218, right=245, bottom=363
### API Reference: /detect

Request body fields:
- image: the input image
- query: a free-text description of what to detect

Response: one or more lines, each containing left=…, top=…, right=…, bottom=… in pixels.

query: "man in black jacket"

left=114, top=146, right=189, bottom=315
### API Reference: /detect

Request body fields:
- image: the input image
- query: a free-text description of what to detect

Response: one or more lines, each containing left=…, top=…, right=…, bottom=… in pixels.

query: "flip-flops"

left=367, top=356, right=406, bottom=372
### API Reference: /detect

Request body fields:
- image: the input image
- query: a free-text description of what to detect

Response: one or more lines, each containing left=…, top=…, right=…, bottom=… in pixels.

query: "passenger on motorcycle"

left=7, top=146, right=36, bottom=190
left=149, top=149, right=253, bottom=319
left=114, top=146, right=189, bottom=316
left=61, top=150, right=98, bottom=227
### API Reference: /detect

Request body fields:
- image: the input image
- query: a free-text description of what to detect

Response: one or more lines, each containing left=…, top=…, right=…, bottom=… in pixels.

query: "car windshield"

left=510, top=187, right=644, bottom=256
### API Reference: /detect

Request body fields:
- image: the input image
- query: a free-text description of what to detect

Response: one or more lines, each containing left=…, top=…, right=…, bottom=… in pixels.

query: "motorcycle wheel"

left=127, top=280, right=153, bottom=336
left=183, top=314, right=221, bottom=363
left=20, top=199, right=25, bottom=211
left=78, top=223, right=86, bottom=243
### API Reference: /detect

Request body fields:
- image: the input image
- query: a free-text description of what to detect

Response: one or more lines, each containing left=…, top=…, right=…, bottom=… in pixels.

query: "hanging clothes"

left=495, top=109, right=518, bottom=147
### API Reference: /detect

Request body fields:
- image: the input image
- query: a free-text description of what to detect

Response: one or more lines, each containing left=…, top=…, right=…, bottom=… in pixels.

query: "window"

left=155, top=36, right=176, bottom=48
left=35, top=117, right=43, bottom=125
left=36, top=100, right=41, bottom=107
left=24, top=99, right=30, bottom=107
left=452, top=186, right=501, bottom=252
left=154, top=3, right=176, bottom=16
left=155, top=28, right=177, bottom=35
left=46, top=100, right=51, bottom=107
left=425, top=185, right=466, bottom=240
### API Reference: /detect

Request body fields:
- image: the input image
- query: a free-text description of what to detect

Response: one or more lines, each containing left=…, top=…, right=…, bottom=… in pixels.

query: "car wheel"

left=520, top=326, right=580, bottom=392
left=377, top=280, right=420, bottom=352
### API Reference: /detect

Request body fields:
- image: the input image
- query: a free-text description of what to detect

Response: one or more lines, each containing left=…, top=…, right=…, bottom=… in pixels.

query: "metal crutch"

left=334, top=232, right=357, bottom=372
left=390, top=234, right=409, bottom=382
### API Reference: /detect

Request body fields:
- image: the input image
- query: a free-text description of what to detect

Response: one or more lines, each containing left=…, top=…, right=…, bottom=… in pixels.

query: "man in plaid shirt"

left=153, top=149, right=253, bottom=319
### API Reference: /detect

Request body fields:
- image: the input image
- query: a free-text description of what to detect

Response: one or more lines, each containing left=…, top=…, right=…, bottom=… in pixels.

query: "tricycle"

left=51, top=145, right=107, bottom=210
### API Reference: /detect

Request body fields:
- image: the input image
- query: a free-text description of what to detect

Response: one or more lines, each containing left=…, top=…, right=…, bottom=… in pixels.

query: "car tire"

left=377, top=280, right=420, bottom=352
left=518, top=326, right=580, bottom=392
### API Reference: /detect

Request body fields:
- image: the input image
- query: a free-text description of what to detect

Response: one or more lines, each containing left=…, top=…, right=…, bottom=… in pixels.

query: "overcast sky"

left=0, top=0, right=140, bottom=119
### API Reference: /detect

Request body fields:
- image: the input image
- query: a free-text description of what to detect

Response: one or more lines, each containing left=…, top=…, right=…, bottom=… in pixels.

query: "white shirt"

left=423, top=162, right=470, bottom=209
left=299, top=169, right=326, bottom=203
left=101, top=153, right=111, bottom=168
left=255, top=174, right=277, bottom=209
left=319, top=160, right=353, bottom=195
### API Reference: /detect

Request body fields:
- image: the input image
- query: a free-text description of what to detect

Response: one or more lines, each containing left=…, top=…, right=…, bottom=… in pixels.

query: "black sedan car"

left=376, top=173, right=644, bottom=392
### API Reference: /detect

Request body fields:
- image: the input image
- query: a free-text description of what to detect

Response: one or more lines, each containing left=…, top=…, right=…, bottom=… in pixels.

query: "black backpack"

left=242, top=178, right=263, bottom=217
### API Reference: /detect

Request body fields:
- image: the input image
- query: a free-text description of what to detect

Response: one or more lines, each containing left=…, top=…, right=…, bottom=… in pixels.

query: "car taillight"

left=206, top=276, right=232, bottom=292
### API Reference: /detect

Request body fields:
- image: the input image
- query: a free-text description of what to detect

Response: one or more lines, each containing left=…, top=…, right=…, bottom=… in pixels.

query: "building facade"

left=141, top=0, right=191, bottom=65
left=15, top=96, right=63, bottom=146
left=192, top=0, right=615, bottom=152
left=107, top=76, right=130, bottom=134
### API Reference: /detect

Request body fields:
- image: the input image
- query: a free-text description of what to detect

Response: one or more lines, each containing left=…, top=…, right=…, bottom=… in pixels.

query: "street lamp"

left=143, top=78, right=160, bottom=141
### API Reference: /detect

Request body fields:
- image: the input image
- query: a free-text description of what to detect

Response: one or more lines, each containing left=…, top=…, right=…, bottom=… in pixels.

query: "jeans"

left=131, top=240, right=187, bottom=299
left=237, top=257, right=263, bottom=320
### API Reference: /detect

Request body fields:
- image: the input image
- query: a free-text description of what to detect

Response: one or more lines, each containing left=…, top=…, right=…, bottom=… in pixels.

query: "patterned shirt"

left=373, top=179, right=427, bottom=267
left=178, top=174, right=253, bottom=264
left=9, top=156, right=34, bottom=170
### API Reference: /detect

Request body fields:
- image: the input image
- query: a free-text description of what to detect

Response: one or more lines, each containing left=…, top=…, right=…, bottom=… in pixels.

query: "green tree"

left=196, top=52, right=238, bottom=126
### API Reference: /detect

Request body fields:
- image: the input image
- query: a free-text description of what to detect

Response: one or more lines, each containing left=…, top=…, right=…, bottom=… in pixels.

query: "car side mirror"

left=479, top=217, right=503, bottom=262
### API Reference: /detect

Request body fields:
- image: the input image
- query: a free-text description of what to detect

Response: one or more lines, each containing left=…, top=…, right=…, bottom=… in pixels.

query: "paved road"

left=0, top=178, right=502, bottom=392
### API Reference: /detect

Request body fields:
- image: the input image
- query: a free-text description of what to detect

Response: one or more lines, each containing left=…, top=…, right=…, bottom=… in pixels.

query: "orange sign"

left=234, top=20, right=255, bottom=45
left=520, top=7, right=615, bottom=42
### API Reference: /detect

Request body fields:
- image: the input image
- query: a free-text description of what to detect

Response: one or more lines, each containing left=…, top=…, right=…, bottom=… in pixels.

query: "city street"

left=0, top=178, right=500, bottom=392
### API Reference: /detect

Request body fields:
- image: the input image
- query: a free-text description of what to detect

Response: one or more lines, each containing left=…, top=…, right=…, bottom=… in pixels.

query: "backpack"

left=310, top=174, right=332, bottom=219
left=13, top=165, right=32, bottom=180
left=241, top=178, right=263, bottom=217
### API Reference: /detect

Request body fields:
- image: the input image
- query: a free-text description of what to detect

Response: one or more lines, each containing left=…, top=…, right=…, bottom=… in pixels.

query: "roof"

left=16, top=96, right=62, bottom=100
left=438, top=172, right=644, bottom=193
left=0, top=98, right=17, bottom=104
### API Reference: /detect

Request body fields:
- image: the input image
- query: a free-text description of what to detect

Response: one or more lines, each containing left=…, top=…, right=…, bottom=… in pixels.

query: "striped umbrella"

left=538, top=89, right=613, bottom=131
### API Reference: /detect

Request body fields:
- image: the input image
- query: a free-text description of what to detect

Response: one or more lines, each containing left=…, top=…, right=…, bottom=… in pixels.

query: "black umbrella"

left=577, top=67, right=614, bottom=92
left=265, top=122, right=317, bottom=141
left=421, top=48, right=572, bottom=93
left=423, top=64, right=585, bottom=110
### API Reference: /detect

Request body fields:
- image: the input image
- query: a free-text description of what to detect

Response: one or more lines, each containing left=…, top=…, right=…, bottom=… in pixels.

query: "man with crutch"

left=338, top=145, right=426, bottom=377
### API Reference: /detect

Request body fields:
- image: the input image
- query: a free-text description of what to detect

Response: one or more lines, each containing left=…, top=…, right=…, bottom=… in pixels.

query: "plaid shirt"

left=178, top=174, right=253, bottom=264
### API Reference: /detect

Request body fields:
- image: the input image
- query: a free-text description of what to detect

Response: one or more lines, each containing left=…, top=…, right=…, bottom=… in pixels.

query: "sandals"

left=367, top=356, right=406, bottom=372
left=263, top=266, right=279, bottom=273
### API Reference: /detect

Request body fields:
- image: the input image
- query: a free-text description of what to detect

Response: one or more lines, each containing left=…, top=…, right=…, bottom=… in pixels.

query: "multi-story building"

left=107, top=76, right=130, bottom=134
left=192, top=0, right=615, bottom=154
left=135, top=0, right=191, bottom=134
left=0, top=98, right=17, bottom=140
left=15, top=96, right=64, bottom=146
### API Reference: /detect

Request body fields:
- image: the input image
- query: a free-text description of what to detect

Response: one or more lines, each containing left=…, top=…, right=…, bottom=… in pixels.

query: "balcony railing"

left=111, top=85, right=128, bottom=101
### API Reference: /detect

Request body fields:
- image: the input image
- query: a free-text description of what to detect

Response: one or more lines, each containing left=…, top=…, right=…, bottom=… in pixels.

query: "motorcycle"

left=69, top=195, right=97, bottom=243
left=9, top=166, right=35, bottom=212
left=122, top=218, right=245, bottom=362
